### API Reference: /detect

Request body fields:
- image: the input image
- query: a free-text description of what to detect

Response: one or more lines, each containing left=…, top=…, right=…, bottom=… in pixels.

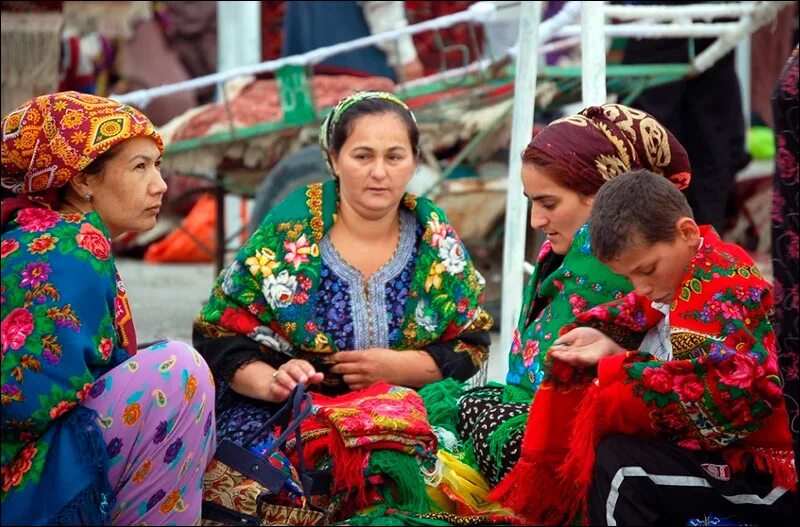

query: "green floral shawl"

left=195, top=180, right=491, bottom=383
left=506, top=223, right=639, bottom=394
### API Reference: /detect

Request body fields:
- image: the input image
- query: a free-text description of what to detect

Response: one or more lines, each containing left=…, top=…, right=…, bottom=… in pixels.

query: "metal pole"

left=735, top=34, right=751, bottom=136
left=217, top=1, right=262, bottom=99
left=499, top=1, right=541, bottom=368
left=581, top=1, right=607, bottom=105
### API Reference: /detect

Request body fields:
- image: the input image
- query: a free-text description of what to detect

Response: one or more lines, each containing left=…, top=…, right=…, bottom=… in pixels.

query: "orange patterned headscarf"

left=1, top=91, right=162, bottom=196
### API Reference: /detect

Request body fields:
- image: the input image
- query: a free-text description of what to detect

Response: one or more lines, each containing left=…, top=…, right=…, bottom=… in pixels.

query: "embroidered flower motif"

left=27, top=233, right=58, bottom=254
left=245, top=248, right=280, bottom=278
left=49, top=400, right=76, bottom=419
left=16, top=208, right=59, bottom=233
left=122, top=402, right=142, bottom=426
left=98, top=337, right=113, bottom=360
left=522, top=339, right=539, bottom=368
left=641, top=366, right=674, bottom=394
left=19, top=261, right=51, bottom=288
left=425, top=262, right=446, bottom=292
left=76, top=223, right=110, bottom=260
left=283, top=234, right=318, bottom=269
left=147, top=489, right=166, bottom=511
left=2, top=308, right=34, bottom=354
left=438, top=237, right=466, bottom=274
left=75, top=382, right=92, bottom=402
left=510, top=329, right=522, bottom=356
left=133, top=459, right=152, bottom=484
left=415, top=300, right=438, bottom=332
left=164, top=437, right=183, bottom=463
left=674, top=374, right=705, bottom=402
left=427, top=212, right=448, bottom=248
left=160, top=489, right=183, bottom=514
left=249, top=325, right=293, bottom=353
left=107, top=437, right=123, bottom=458
left=568, top=294, right=589, bottom=316
left=1, top=238, right=20, bottom=258
left=153, top=420, right=168, bottom=444
left=718, top=352, right=764, bottom=390
left=262, top=270, right=297, bottom=309
left=184, top=375, right=197, bottom=402
left=1, top=443, right=37, bottom=492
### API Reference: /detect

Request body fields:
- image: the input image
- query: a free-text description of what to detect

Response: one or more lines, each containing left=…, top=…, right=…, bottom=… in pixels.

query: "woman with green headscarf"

left=193, top=91, right=492, bottom=446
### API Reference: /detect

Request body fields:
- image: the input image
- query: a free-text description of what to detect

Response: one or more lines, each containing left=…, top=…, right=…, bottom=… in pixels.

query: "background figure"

left=621, top=2, right=750, bottom=234
left=772, top=44, right=799, bottom=481
left=159, top=1, right=218, bottom=106
left=282, top=1, right=424, bottom=82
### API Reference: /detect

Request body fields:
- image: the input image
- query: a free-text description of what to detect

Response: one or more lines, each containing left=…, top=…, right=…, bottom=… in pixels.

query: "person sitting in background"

left=520, top=169, right=795, bottom=525
left=193, top=90, right=491, bottom=443
left=1, top=91, right=216, bottom=525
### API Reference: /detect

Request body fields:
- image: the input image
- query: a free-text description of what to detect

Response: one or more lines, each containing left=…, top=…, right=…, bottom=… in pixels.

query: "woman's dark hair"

left=56, top=144, right=117, bottom=201
left=329, top=98, right=419, bottom=157
left=521, top=146, right=604, bottom=197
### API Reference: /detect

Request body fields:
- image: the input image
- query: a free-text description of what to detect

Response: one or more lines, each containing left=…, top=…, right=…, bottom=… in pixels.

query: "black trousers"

left=588, top=435, right=797, bottom=526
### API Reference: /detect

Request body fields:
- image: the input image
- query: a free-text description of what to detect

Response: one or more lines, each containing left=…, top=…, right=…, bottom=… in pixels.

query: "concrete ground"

left=117, top=258, right=509, bottom=383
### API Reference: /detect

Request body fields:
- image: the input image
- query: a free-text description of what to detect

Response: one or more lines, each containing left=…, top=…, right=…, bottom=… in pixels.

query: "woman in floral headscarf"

left=446, top=104, right=692, bottom=493
left=1, top=92, right=215, bottom=525
left=193, top=90, right=492, bottom=441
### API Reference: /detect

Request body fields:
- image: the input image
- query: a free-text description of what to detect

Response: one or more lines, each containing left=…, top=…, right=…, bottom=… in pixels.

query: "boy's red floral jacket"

left=491, top=226, right=795, bottom=525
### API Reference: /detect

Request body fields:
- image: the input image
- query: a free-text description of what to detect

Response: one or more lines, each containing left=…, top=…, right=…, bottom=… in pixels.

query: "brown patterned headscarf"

left=525, top=103, right=691, bottom=194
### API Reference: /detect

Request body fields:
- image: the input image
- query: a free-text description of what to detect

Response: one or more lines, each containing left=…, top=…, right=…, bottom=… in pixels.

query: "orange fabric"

left=144, top=193, right=216, bottom=263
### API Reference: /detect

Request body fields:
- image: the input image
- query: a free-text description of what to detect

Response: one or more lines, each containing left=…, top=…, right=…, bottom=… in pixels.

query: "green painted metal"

left=276, top=65, right=316, bottom=125
left=162, top=62, right=690, bottom=157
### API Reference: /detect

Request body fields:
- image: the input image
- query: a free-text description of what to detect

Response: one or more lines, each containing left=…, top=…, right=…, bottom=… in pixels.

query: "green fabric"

left=506, top=223, right=636, bottom=393
left=418, top=378, right=465, bottom=438
left=367, top=450, right=429, bottom=515
left=195, top=180, right=492, bottom=390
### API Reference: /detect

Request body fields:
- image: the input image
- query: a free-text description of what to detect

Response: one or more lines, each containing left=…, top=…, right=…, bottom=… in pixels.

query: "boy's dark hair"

left=590, top=169, right=694, bottom=261
left=330, top=98, right=420, bottom=157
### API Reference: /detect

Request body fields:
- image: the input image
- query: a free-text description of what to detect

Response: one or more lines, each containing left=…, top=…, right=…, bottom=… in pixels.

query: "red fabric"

left=290, top=382, right=436, bottom=508
left=493, top=227, right=796, bottom=525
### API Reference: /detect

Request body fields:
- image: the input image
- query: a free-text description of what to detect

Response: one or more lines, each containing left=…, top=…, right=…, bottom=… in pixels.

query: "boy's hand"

left=550, top=327, right=626, bottom=367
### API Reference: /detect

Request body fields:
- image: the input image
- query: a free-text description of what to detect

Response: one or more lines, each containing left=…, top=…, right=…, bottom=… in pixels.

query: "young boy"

left=548, top=169, right=796, bottom=525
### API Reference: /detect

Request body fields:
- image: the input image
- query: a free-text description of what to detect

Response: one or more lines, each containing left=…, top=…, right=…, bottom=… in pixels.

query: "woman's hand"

left=329, top=348, right=441, bottom=391
left=231, top=359, right=323, bottom=403
left=549, top=327, right=626, bottom=368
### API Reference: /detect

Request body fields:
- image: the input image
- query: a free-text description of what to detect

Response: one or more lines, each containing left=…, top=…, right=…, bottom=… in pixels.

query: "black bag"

left=201, top=383, right=330, bottom=526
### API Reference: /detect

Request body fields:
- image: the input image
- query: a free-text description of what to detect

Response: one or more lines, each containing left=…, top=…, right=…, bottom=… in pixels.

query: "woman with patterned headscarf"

left=1, top=92, right=215, bottom=525
left=192, top=91, right=493, bottom=519
left=447, top=104, right=692, bottom=500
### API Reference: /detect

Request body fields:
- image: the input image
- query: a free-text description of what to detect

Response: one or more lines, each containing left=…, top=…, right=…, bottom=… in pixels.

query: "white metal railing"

left=113, top=1, right=500, bottom=107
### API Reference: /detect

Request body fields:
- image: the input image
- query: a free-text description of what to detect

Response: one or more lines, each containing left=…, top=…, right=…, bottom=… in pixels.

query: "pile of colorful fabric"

left=280, top=382, right=517, bottom=525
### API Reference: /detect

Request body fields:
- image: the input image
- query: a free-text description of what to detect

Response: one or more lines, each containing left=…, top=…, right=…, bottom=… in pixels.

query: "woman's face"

left=85, top=137, right=166, bottom=238
left=330, top=112, right=416, bottom=220
left=521, top=163, right=594, bottom=255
